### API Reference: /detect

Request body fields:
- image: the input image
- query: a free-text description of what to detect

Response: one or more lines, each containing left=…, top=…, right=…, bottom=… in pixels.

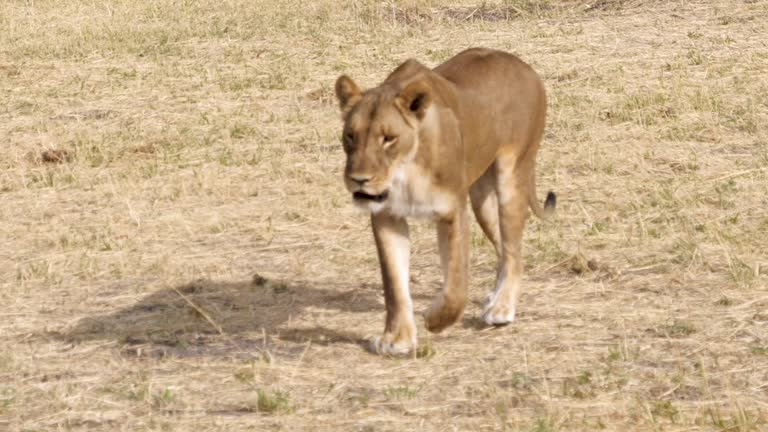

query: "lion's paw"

left=424, top=296, right=464, bottom=333
left=369, top=333, right=416, bottom=356
left=370, top=320, right=416, bottom=356
left=482, top=293, right=516, bottom=326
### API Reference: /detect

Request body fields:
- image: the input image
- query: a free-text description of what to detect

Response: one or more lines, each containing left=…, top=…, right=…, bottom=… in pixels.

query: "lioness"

left=334, top=48, right=556, bottom=355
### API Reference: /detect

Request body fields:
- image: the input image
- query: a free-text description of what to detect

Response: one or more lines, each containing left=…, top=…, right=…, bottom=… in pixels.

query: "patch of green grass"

left=689, top=88, right=723, bottom=114
left=716, top=297, right=733, bottom=306
left=425, top=47, right=454, bottom=63
left=726, top=104, right=760, bottom=134
left=15, top=259, right=62, bottom=285
left=662, top=320, right=697, bottom=338
left=687, top=49, right=706, bottom=66
left=707, top=405, right=767, bottom=431
left=611, top=90, right=672, bottom=127
left=501, top=0, right=553, bottom=15
left=0, top=387, right=16, bottom=414
left=606, top=347, right=622, bottom=362
left=124, top=381, right=150, bottom=402
left=347, top=390, right=371, bottom=408
left=531, top=417, right=556, bottom=432
left=587, top=219, right=609, bottom=236
left=652, top=400, right=679, bottom=420
left=384, top=385, right=420, bottom=400
left=562, top=370, right=595, bottom=399
left=257, top=388, right=290, bottom=413
left=229, top=122, right=256, bottom=139
left=669, top=238, right=701, bottom=267
left=152, top=388, right=176, bottom=409
left=416, top=341, right=436, bottom=359
left=710, top=179, right=738, bottom=209
left=234, top=369, right=255, bottom=383
left=494, top=399, right=509, bottom=430
left=726, top=255, right=757, bottom=289
left=576, top=371, right=592, bottom=385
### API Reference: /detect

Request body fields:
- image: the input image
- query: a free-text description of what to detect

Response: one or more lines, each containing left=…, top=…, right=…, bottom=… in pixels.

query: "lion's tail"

left=528, top=173, right=556, bottom=220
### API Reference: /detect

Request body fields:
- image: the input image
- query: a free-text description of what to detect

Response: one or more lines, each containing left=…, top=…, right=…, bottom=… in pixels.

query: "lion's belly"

left=385, top=165, right=455, bottom=219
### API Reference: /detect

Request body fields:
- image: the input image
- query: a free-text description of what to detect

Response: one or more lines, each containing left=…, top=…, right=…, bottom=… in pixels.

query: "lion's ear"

left=397, top=79, right=432, bottom=120
left=335, top=75, right=361, bottom=113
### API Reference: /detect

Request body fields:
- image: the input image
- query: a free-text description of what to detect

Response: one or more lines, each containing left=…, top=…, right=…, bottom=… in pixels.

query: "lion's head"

left=334, top=71, right=433, bottom=213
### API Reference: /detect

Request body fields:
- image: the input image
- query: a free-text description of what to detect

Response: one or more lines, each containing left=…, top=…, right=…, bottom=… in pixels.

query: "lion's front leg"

left=370, top=212, right=416, bottom=355
left=424, top=203, right=469, bottom=333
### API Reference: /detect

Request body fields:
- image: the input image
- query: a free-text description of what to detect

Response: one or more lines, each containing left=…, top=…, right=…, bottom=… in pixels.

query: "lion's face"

left=334, top=75, right=431, bottom=213
left=341, top=95, right=419, bottom=212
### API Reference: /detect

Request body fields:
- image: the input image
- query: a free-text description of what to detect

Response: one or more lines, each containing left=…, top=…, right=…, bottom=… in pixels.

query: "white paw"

left=482, top=294, right=516, bottom=326
left=370, top=336, right=415, bottom=356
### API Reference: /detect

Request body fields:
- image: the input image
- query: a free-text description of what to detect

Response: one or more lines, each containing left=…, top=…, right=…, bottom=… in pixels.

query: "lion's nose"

left=349, top=174, right=373, bottom=186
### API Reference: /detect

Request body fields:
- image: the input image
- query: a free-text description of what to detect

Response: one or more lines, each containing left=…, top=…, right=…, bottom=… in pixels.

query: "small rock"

left=252, top=273, right=268, bottom=286
left=41, top=149, right=72, bottom=163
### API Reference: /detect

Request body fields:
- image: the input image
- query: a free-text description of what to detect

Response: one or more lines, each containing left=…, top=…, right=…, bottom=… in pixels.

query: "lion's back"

left=434, top=48, right=545, bottom=110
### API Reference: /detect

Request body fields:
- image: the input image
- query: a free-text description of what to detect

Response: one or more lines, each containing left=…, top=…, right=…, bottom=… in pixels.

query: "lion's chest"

left=386, top=165, right=455, bottom=219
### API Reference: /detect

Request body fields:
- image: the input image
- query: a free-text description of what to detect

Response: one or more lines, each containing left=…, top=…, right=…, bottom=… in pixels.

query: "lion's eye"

left=382, top=135, right=398, bottom=148
left=342, top=132, right=355, bottom=151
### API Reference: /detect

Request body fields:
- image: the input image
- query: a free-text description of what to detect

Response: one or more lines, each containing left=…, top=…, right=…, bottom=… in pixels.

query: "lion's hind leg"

left=481, top=154, right=531, bottom=326
left=470, top=166, right=502, bottom=257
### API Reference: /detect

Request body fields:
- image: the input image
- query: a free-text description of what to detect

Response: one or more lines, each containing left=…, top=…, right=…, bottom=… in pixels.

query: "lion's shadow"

left=65, top=275, right=383, bottom=359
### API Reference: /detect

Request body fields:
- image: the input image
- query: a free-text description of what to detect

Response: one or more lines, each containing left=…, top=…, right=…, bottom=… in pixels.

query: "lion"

left=334, top=47, right=556, bottom=355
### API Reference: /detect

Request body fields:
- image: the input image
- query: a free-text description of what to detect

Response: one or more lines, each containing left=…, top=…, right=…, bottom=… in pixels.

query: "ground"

left=1, top=0, right=767, bottom=430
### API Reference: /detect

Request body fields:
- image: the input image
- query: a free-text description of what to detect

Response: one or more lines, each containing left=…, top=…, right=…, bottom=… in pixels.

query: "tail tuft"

left=529, top=186, right=557, bottom=220
left=544, top=191, right=557, bottom=212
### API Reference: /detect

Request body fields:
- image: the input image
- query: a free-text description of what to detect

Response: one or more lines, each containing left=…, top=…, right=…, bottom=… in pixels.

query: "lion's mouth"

left=353, top=190, right=389, bottom=203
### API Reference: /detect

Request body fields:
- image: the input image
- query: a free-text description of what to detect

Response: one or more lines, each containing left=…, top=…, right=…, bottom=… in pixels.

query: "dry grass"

left=1, top=0, right=767, bottom=430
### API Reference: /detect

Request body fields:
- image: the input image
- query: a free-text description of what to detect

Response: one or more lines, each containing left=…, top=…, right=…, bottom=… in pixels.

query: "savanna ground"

left=1, top=0, right=767, bottom=430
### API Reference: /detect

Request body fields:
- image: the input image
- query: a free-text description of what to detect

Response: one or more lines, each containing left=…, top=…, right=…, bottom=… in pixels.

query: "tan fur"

left=334, top=48, right=556, bottom=355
